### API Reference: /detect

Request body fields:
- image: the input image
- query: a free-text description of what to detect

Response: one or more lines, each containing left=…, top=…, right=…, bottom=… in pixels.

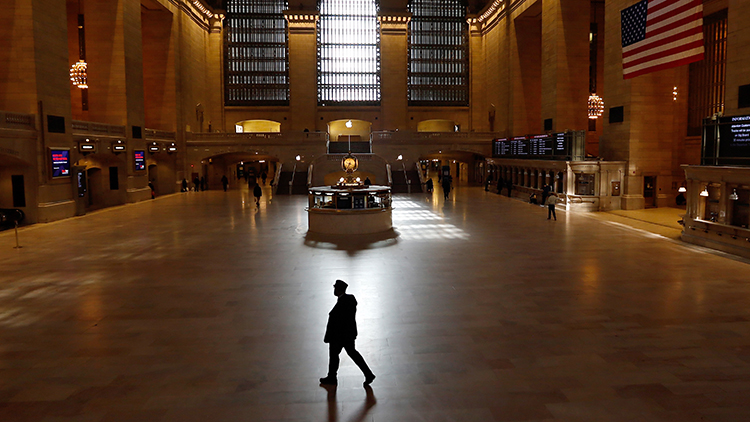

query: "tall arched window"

left=225, top=0, right=289, bottom=105
left=318, top=0, right=381, bottom=105
left=408, top=0, right=468, bottom=106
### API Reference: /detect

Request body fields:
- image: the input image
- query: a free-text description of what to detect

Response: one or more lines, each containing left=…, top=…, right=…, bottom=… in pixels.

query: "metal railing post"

left=13, top=221, right=22, bottom=249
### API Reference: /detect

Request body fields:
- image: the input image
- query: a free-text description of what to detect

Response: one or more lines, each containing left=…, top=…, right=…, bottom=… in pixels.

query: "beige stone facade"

left=2, top=0, right=750, bottom=238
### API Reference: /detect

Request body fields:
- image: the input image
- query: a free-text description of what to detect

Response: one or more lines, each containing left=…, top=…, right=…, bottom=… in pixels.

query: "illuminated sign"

left=79, top=143, right=95, bottom=151
left=134, top=150, right=146, bottom=171
left=148, top=145, right=161, bottom=153
left=167, top=146, right=177, bottom=153
left=51, top=149, right=70, bottom=178
left=493, top=133, right=571, bottom=159
left=112, top=144, right=126, bottom=152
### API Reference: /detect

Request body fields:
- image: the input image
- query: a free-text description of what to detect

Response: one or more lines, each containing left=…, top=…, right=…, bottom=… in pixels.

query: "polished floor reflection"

left=1, top=185, right=750, bottom=422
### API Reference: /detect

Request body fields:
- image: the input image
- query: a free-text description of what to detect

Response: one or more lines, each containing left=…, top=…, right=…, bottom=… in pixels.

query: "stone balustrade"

left=0, top=111, right=36, bottom=131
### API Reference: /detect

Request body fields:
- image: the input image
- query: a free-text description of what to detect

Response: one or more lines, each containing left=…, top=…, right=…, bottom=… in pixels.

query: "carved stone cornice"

left=378, top=12, right=412, bottom=36
left=284, top=11, right=319, bottom=34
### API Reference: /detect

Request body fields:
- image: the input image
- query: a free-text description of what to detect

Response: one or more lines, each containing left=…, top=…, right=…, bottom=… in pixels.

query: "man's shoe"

left=319, top=376, right=337, bottom=385
left=363, top=374, right=376, bottom=386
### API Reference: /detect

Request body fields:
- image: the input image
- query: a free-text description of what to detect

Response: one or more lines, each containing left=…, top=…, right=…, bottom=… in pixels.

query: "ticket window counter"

left=310, top=191, right=391, bottom=210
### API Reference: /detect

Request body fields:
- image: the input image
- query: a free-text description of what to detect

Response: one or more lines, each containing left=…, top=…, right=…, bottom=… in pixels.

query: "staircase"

left=391, top=170, right=410, bottom=193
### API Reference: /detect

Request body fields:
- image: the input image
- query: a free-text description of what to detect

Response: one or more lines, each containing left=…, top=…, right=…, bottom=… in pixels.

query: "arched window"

left=318, top=0, right=380, bottom=105
left=408, top=0, right=468, bottom=106
left=225, top=0, right=289, bottom=105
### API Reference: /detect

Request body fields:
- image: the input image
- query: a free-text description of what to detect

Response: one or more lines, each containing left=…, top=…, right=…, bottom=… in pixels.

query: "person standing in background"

left=546, top=192, right=558, bottom=221
left=221, top=175, right=229, bottom=192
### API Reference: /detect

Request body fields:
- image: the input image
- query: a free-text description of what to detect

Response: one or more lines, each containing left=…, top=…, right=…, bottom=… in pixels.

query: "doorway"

left=644, top=176, right=656, bottom=208
left=86, top=168, right=102, bottom=209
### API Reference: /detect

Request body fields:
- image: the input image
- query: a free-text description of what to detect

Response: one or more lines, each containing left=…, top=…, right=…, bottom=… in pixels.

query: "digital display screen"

left=493, top=133, right=569, bottom=159
left=51, top=149, right=70, bottom=177
left=718, top=115, right=750, bottom=159
left=134, top=150, right=146, bottom=171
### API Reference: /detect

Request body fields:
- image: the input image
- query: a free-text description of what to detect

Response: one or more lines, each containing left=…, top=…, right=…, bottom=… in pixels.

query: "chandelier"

left=70, top=60, right=88, bottom=89
left=588, top=93, right=604, bottom=119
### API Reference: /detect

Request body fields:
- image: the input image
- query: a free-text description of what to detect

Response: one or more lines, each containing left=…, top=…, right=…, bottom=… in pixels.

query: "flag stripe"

left=647, top=0, right=701, bottom=22
left=645, top=14, right=703, bottom=42
left=623, top=25, right=702, bottom=57
left=624, top=39, right=703, bottom=67
left=647, top=8, right=702, bottom=34
left=624, top=52, right=704, bottom=79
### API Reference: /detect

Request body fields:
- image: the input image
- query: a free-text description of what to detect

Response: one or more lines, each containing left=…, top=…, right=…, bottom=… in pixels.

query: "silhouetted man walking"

left=320, top=280, right=375, bottom=387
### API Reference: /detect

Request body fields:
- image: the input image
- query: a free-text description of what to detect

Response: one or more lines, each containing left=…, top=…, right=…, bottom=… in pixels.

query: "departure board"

left=492, top=132, right=580, bottom=160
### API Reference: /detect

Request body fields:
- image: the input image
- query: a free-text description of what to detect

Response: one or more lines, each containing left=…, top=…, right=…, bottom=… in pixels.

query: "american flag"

left=621, top=0, right=704, bottom=80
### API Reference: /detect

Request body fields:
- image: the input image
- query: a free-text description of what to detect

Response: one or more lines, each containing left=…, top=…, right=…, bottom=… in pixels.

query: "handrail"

left=386, top=164, right=393, bottom=186
left=289, top=162, right=297, bottom=195
left=307, top=163, right=313, bottom=188
left=401, top=161, right=410, bottom=193
left=271, top=162, right=282, bottom=195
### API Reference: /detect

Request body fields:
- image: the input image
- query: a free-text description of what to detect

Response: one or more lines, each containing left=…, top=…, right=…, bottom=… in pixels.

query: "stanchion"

left=13, top=221, right=22, bottom=249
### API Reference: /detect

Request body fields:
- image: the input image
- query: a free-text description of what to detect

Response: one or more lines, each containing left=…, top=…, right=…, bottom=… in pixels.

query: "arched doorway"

left=234, top=119, right=282, bottom=133
left=199, top=152, right=280, bottom=191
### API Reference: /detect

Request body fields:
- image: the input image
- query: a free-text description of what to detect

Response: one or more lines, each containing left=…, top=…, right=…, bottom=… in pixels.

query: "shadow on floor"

left=304, top=229, right=400, bottom=256
left=320, top=384, right=377, bottom=422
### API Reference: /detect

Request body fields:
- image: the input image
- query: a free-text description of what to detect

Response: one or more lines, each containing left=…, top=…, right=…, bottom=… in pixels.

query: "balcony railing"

left=187, top=131, right=328, bottom=144
left=145, top=128, right=176, bottom=141
left=186, top=130, right=500, bottom=145
left=0, top=111, right=36, bottom=131
left=71, top=120, right=126, bottom=137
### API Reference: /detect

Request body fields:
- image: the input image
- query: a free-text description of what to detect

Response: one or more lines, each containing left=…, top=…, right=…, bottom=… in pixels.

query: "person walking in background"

left=442, top=174, right=452, bottom=200
left=193, top=176, right=200, bottom=192
left=148, top=180, right=155, bottom=199
left=496, top=176, right=503, bottom=195
left=546, top=192, right=558, bottom=221
left=320, top=280, right=375, bottom=387
left=506, top=179, right=513, bottom=197
left=261, top=172, right=267, bottom=185
left=181, top=178, right=188, bottom=192
left=221, top=175, right=229, bottom=192
left=253, top=183, right=262, bottom=207
left=425, top=178, right=433, bottom=193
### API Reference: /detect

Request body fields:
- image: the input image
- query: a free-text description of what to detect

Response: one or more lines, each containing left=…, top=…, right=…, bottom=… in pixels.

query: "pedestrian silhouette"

left=320, top=280, right=375, bottom=387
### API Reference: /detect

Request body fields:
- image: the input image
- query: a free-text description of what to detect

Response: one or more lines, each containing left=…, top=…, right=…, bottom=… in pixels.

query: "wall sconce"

left=397, top=155, right=403, bottom=160
left=296, top=155, right=301, bottom=161
left=672, top=86, right=678, bottom=101
left=729, top=189, right=739, bottom=201
left=700, top=186, right=709, bottom=197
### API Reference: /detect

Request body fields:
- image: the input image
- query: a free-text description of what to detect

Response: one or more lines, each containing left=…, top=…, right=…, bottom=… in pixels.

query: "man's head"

left=333, top=279, right=348, bottom=297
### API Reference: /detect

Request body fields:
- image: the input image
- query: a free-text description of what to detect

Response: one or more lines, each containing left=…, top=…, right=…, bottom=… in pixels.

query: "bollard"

left=13, top=221, right=22, bottom=249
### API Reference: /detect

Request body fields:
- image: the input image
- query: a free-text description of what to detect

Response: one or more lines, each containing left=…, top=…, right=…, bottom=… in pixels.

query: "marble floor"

left=2, top=185, right=750, bottom=422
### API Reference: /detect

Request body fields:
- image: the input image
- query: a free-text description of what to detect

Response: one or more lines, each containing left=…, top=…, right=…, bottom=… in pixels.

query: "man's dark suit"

left=324, top=294, right=373, bottom=380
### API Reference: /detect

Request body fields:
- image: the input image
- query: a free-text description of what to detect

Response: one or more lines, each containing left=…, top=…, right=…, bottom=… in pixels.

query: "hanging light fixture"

left=70, top=60, right=88, bottom=88
left=678, top=185, right=687, bottom=193
left=588, top=94, right=604, bottom=119
left=700, top=186, right=709, bottom=197
left=729, top=189, right=739, bottom=201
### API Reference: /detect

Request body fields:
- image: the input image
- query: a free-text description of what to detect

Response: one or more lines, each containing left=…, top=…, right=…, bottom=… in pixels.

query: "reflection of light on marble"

left=393, top=200, right=469, bottom=240
left=396, top=223, right=469, bottom=240
left=394, top=210, right=443, bottom=221
left=391, top=200, right=423, bottom=209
